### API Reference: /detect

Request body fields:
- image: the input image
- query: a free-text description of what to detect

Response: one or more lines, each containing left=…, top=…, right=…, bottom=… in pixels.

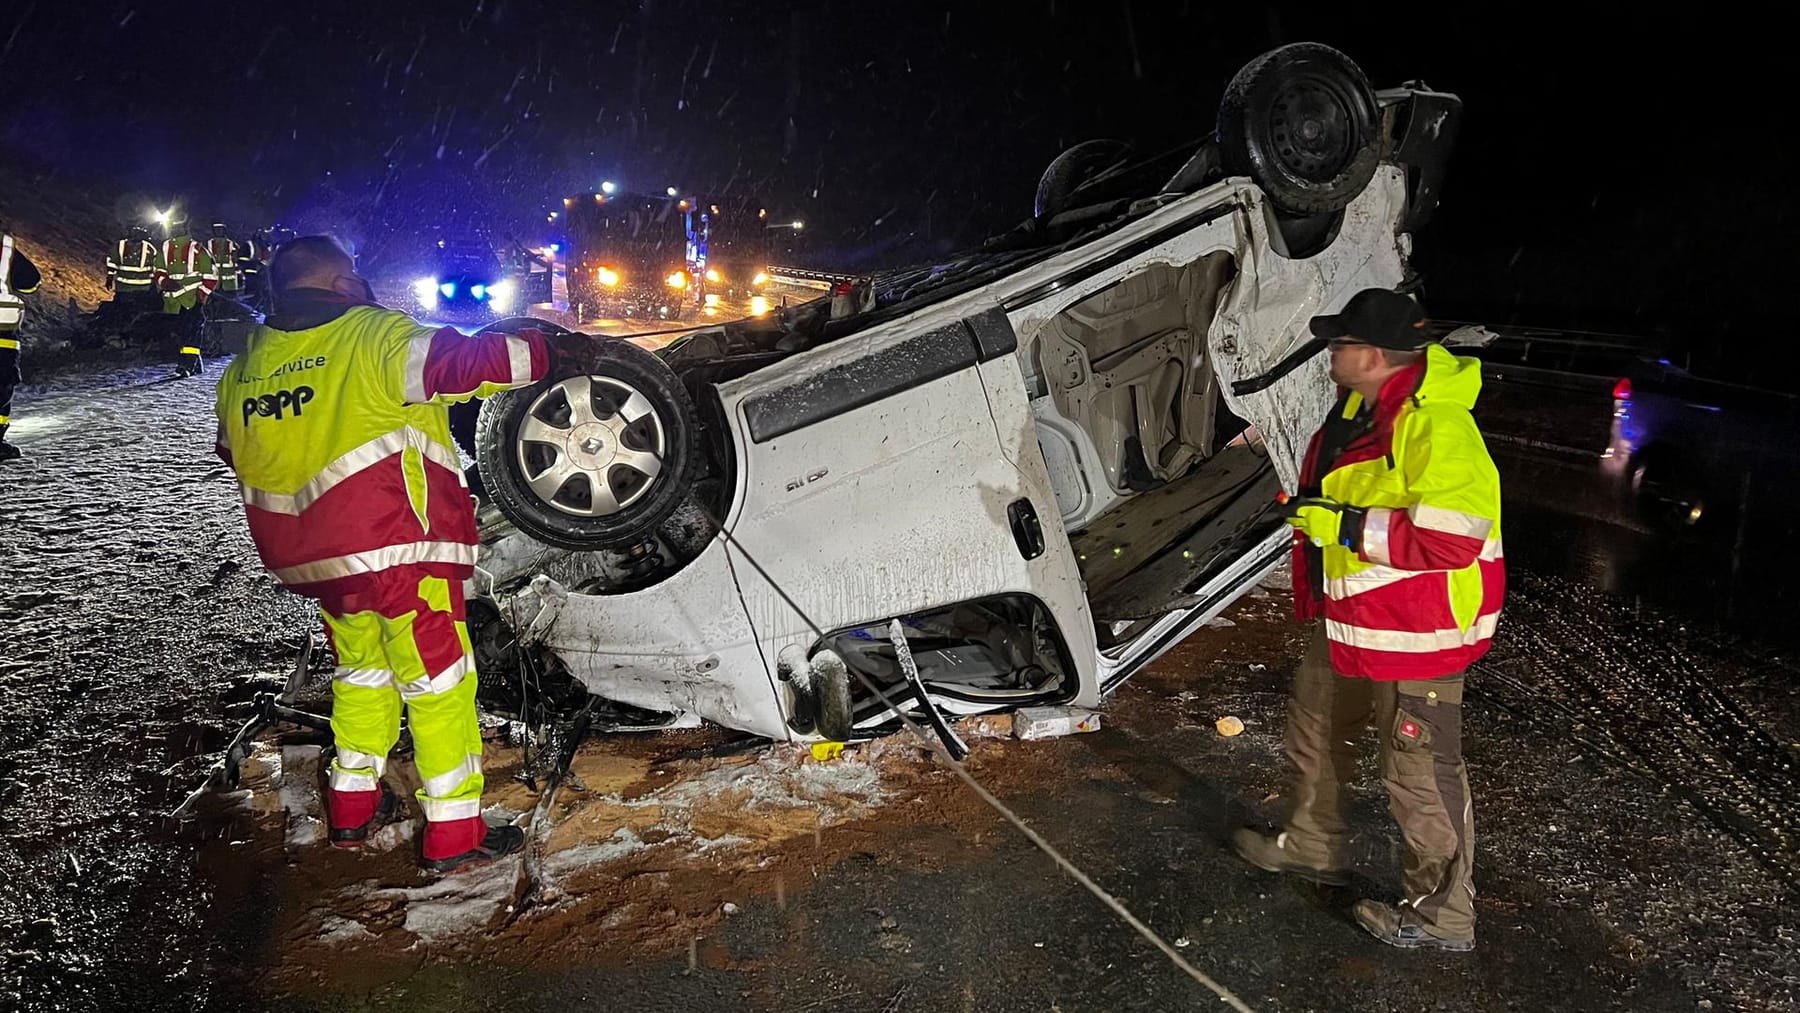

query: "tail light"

left=1612, top=377, right=1633, bottom=400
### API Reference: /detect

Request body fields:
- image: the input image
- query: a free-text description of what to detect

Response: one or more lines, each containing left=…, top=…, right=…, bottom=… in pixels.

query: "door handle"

left=1008, top=498, right=1045, bottom=560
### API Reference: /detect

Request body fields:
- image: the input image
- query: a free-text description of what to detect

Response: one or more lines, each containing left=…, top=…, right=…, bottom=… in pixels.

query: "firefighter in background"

left=105, top=225, right=159, bottom=308
left=214, top=236, right=576, bottom=872
left=1, top=231, right=43, bottom=462
left=206, top=222, right=242, bottom=298
left=238, top=228, right=271, bottom=309
left=152, top=214, right=215, bottom=377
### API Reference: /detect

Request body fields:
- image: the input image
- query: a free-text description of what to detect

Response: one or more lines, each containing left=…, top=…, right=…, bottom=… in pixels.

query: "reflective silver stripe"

left=335, top=667, right=394, bottom=690
left=419, top=797, right=482, bottom=822
left=397, top=655, right=473, bottom=699
left=328, top=767, right=379, bottom=792
left=0, top=235, right=22, bottom=321
left=1325, top=564, right=1413, bottom=601
left=242, top=430, right=411, bottom=515
left=1, top=235, right=16, bottom=300
left=241, top=426, right=464, bottom=517
left=505, top=335, right=534, bottom=385
left=328, top=748, right=386, bottom=792
left=403, top=334, right=434, bottom=404
left=1480, top=535, right=1504, bottom=562
left=269, top=540, right=478, bottom=585
left=421, top=752, right=483, bottom=798
left=1411, top=504, right=1493, bottom=540
left=1362, top=507, right=1394, bottom=566
left=334, top=748, right=389, bottom=776
left=1325, top=612, right=1501, bottom=653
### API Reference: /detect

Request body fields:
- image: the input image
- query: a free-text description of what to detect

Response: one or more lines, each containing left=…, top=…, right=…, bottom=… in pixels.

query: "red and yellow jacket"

left=154, top=236, right=218, bottom=313
left=1292, top=344, right=1505, bottom=679
left=215, top=290, right=548, bottom=597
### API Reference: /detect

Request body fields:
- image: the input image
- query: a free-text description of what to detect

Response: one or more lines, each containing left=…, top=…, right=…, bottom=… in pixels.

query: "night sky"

left=1, top=3, right=1789, bottom=379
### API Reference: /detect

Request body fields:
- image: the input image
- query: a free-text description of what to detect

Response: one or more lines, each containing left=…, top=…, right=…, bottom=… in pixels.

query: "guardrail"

left=766, top=265, right=863, bottom=291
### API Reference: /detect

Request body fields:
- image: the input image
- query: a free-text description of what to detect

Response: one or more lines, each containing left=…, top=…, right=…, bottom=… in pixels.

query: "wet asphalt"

left=2, top=361, right=1796, bottom=1011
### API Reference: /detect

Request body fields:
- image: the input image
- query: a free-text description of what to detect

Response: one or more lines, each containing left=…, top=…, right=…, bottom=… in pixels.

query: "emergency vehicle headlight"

left=488, top=280, right=515, bottom=311
left=752, top=271, right=769, bottom=286
left=665, top=272, right=688, bottom=289
left=413, top=277, right=439, bottom=302
left=597, top=267, right=620, bottom=287
left=439, top=281, right=457, bottom=298
left=704, top=269, right=721, bottom=284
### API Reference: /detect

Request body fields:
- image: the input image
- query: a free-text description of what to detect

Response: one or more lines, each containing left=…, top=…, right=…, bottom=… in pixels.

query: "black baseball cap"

left=1309, top=288, right=1430, bottom=350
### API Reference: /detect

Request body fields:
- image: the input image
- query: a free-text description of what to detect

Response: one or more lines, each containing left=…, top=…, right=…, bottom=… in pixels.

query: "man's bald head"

left=269, top=235, right=356, bottom=293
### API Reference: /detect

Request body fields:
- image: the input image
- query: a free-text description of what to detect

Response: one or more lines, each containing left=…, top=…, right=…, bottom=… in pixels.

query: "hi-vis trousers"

left=316, top=565, right=486, bottom=861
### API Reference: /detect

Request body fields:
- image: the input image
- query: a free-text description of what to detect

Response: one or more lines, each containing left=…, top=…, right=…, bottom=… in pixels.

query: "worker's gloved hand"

left=1282, top=496, right=1362, bottom=549
left=159, top=277, right=179, bottom=292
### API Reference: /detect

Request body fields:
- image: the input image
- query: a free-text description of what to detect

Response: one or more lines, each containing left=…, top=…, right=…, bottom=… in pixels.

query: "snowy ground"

left=2, top=359, right=1796, bottom=1012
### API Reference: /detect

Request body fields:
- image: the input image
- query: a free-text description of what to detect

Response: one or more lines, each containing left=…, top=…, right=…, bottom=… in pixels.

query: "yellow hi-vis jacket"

left=1292, top=343, right=1505, bottom=679
left=155, top=236, right=216, bottom=313
left=1, top=233, right=40, bottom=334
left=215, top=290, right=548, bottom=594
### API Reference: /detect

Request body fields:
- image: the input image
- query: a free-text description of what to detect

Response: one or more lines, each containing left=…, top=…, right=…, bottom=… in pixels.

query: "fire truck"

left=560, top=187, right=705, bottom=321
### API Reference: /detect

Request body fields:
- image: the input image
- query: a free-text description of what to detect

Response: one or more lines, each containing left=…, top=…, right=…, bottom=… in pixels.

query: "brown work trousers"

left=1282, top=624, right=1477, bottom=940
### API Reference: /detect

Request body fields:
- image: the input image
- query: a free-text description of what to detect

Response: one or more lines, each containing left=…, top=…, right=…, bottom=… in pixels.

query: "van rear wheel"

left=474, top=334, right=700, bottom=551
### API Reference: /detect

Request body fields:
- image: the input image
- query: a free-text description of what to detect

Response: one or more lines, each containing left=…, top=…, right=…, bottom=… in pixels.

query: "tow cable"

left=169, top=518, right=1253, bottom=1009
left=702, top=513, right=1255, bottom=1011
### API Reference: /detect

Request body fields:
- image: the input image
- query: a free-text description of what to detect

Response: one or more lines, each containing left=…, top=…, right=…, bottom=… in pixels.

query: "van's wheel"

left=1217, top=42, right=1380, bottom=215
left=1630, top=446, right=1708, bottom=530
left=1034, top=139, right=1134, bottom=218
left=479, top=317, right=574, bottom=338
left=475, top=337, right=700, bottom=551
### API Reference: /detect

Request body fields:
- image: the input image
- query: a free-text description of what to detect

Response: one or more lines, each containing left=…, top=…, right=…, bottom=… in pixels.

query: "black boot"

left=174, top=348, right=203, bottom=378
left=420, top=823, right=526, bottom=875
left=328, top=782, right=402, bottom=849
left=0, top=423, right=18, bottom=462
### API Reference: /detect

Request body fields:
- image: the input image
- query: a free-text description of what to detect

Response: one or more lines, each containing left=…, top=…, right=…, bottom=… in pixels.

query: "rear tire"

left=475, top=338, right=700, bottom=551
left=1034, top=139, right=1135, bottom=218
left=1217, top=42, right=1380, bottom=215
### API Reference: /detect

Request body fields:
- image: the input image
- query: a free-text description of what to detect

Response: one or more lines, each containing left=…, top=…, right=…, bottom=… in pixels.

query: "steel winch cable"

left=701, top=513, right=1256, bottom=1012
